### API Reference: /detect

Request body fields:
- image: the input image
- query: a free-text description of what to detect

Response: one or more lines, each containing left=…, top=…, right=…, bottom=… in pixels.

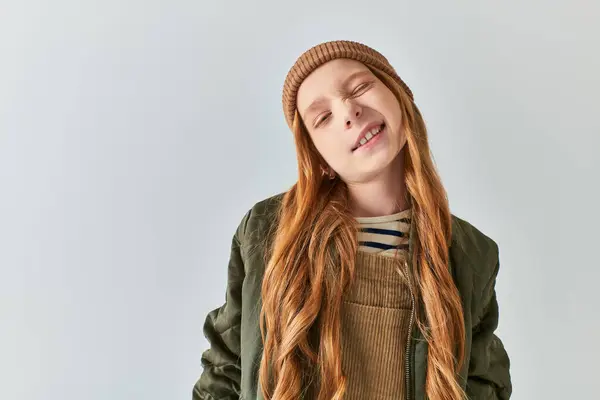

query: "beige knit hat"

left=282, top=40, right=414, bottom=130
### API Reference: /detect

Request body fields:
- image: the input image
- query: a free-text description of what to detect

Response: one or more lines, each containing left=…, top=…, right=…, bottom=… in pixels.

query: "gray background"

left=1, top=0, right=598, bottom=399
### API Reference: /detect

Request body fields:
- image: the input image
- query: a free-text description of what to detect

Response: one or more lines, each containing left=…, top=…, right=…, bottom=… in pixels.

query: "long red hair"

left=258, top=65, right=467, bottom=400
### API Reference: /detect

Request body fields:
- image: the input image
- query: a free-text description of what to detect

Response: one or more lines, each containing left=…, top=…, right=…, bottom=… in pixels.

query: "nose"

left=344, top=101, right=362, bottom=129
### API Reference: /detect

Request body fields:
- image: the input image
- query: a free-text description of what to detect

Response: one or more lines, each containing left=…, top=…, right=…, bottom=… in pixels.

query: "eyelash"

left=317, top=113, right=331, bottom=125
left=315, top=82, right=372, bottom=127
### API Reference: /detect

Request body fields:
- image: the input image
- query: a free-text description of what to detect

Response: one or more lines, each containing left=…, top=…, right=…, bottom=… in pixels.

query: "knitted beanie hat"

left=281, top=40, right=414, bottom=130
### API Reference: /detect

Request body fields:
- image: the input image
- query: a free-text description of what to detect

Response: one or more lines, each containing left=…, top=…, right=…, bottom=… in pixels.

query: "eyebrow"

left=302, top=70, right=372, bottom=121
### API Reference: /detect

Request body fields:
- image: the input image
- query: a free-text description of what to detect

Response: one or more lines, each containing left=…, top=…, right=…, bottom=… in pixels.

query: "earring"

left=321, top=165, right=336, bottom=180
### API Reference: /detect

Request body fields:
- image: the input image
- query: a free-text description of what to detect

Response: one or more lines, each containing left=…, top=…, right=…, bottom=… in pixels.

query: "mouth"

left=351, top=122, right=386, bottom=152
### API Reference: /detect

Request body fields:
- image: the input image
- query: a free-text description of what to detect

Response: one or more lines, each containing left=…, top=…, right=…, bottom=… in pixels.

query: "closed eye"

left=352, top=81, right=373, bottom=96
left=316, top=113, right=331, bottom=127
left=354, top=82, right=370, bottom=93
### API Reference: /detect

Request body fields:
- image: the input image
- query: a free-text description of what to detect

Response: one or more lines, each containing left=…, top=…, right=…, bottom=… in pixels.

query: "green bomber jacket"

left=193, top=192, right=512, bottom=400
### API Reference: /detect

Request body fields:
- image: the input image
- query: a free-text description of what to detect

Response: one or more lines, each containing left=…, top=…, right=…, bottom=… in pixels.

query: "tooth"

left=365, top=132, right=373, bottom=140
left=360, top=138, right=367, bottom=145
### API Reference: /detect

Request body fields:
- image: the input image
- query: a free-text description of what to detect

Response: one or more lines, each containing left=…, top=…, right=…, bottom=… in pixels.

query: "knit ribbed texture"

left=341, top=251, right=412, bottom=399
left=282, top=40, right=414, bottom=130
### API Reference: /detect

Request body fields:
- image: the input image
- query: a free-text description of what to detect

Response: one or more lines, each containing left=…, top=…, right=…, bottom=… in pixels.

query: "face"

left=296, top=59, right=406, bottom=183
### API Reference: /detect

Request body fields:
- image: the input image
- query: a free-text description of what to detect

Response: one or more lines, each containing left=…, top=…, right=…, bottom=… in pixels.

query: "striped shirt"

left=355, top=208, right=411, bottom=257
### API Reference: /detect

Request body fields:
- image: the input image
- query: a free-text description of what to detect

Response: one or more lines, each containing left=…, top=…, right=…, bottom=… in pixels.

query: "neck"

left=346, top=150, right=409, bottom=217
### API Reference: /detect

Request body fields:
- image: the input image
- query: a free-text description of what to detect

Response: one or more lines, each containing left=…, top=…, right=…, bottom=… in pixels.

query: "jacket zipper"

left=403, top=258, right=416, bottom=400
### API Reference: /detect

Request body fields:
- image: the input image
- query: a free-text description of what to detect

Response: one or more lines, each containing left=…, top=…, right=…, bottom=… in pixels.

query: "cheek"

left=369, top=90, right=398, bottom=119
left=310, top=132, right=333, bottom=157
left=311, top=130, right=347, bottom=164
left=380, top=94, right=403, bottom=133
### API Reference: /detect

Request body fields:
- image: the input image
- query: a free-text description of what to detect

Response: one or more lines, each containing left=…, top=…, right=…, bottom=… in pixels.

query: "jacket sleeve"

left=193, top=211, right=249, bottom=400
left=466, top=252, right=513, bottom=399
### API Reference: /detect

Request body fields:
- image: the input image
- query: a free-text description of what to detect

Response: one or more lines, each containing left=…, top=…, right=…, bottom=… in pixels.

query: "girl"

left=193, top=40, right=512, bottom=400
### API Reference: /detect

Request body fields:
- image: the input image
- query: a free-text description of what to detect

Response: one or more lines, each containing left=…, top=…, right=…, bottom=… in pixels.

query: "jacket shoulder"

left=450, top=214, right=500, bottom=297
left=450, top=214, right=498, bottom=257
left=248, top=191, right=285, bottom=221
left=235, top=191, right=285, bottom=248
